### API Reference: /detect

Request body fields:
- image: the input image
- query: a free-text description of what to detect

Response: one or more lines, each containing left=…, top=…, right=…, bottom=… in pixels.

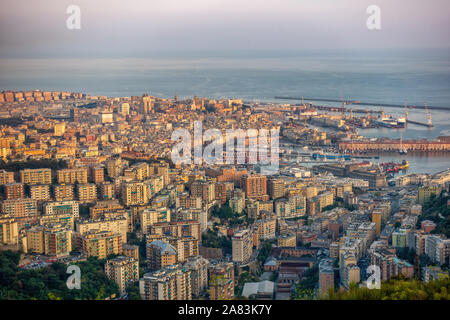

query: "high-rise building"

left=255, top=217, right=276, bottom=240
left=1, top=198, right=38, bottom=229
left=172, top=209, right=207, bottom=232
left=20, top=168, right=52, bottom=185
left=319, top=258, right=335, bottom=296
left=246, top=199, right=260, bottom=220
left=0, top=170, right=14, bottom=185
left=229, top=196, right=245, bottom=214
left=91, top=166, right=104, bottom=184
left=121, top=181, right=148, bottom=206
left=275, top=195, right=306, bottom=219
left=268, top=178, right=285, bottom=200
left=150, top=220, right=201, bottom=243
left=190, top=180, right=215, bottom=203
left=122, top=244, right=139, bottom=261
left=369, top=246, right=414, bottom=281
left=166, top=235, right=199, bottom=263
left=54, top=122, right=66, bottom=136
left=81, top=230, right=122, bottom=259
left=372, top=211, right=382, bottom=236
left=232, top=229, right=253, bottom=263
left=77, top=183, right=97, bottom=202
left=53, top=184, right=75, bottom=201
left=241, top=174, right=269, bottom=201
left=424, top=235, right=450, bottom=265
left=140, top=207, right=171, bottom=233
left=277, top=233, right=296, bottom=248
left=184, top=256, right=209, bottom=298
left=39, top=212, right=74, bottom=230
left=139, top=264, right=192, bottom=300
left=100, top=182, right=115, bottom=200
left=0, top=216, right=19, bottom=245
left=118, top=103, right=130, bottom=116
left=70, top=108, right=80, bottom=122
left=417, top=186, right=441, bottom=204
left=57, top=168, right=88, bottom=184
left=241, top=174, right=268, bottom=201
left=76, top=216, right=128, bottom=244
left=141, top=95, right=154, bottom=114
left=105, top=256, right=139, bottom=294
left=105, top=158, right=127, bottom=178
left=146, top=240, right=177, bottom=270
left=43, top=224, right=72, bottom=257
left=208, top=262, right=234, bottom=300
left=5, top=183, right=25, bottom=199
left=89, top=200, right=124, bottom=220
left=44, top=201, right=79, bottom=219
left=30, top=184, right=51, bottom=201
left=26, top=226, right=45, bottom=254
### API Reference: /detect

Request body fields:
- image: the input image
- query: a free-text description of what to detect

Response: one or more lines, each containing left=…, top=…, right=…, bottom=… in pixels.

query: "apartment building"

left=232, top=229, right=253, bottom=263
left=241, top=174, right=268, bottom=201
left=105, top=256, right=139, bottom=294
left=121, top=181, right=148, bottom=206
left=0, top=216, right=19, bottom=245
left=77, top=183, right=97, bottom=202
left=44, top=201, right=79, bottom=219
left=4, top=183, right=25, bottom=199
left=146, top=240, right=177, bottom=270
left=208, top=262, right=234, bottom=300
left=30, top=184, right=51, bottom=201
left=139, top=264, right=192, bottom=300
left=76, top=216, right=128, bottom=244
left=20, top=168, right=52, bottom=185
left=140, top=207, right=171, bottom=233
left=57, top=168, right=88, bottom=184
left=184, top=256, right=209, bottom=298
left=0, top=170, right=14, bottom=185
left=53, top=184, right=75, bottom=201
left=81, top=230, right=122, bottom=259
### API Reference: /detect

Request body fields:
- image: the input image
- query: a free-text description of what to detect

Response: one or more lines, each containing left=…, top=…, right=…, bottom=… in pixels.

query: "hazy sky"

left=0, top=0, right=449, bottom=58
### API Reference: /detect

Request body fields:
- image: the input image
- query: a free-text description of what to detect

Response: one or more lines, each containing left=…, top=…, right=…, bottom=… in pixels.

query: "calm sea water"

left=0, top=49, right=449, bottom=174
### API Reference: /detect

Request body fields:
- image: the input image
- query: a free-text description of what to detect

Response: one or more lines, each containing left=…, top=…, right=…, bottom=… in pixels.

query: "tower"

left=141, top=94, right=153, bottom=114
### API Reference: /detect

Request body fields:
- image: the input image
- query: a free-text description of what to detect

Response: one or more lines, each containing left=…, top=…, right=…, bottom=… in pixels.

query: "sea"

left=0, top=48, right=449, bottom=175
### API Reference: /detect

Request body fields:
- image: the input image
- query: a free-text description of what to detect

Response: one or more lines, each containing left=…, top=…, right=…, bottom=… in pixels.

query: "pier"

left=406, top=119, right=434, bottom=128
left=274, top=96, right=450, bottom=111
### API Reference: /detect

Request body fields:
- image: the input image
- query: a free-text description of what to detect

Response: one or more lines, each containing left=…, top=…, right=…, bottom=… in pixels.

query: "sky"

left=0, top=0, right=449, bottom=58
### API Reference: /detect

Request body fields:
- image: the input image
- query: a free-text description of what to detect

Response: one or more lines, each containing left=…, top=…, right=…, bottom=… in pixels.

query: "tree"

left=324, top=275, right=450, bottom=300
left=0, top=252, right=119, bottom=300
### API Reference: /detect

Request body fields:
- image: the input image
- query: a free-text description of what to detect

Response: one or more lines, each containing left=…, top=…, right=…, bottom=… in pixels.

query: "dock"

left=406, top=119, right=434, bottom=127
left=274, top=96, right=450, bottom=111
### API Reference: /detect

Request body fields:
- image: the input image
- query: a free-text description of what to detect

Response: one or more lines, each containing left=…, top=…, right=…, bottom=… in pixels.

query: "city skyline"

left=0, top=0, right=449, bottom=307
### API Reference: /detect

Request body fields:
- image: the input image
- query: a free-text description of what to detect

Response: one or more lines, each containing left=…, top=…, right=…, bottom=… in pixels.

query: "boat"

left=372, top=114, right=406, bottom=128
left=399, top=160, right=409, bottom=169
left=397, top=117, right=406, bottom=128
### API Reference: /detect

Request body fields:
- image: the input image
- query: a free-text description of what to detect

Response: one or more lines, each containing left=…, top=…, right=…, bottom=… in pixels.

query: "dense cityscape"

left=0, top=89, right=448, bottom=300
